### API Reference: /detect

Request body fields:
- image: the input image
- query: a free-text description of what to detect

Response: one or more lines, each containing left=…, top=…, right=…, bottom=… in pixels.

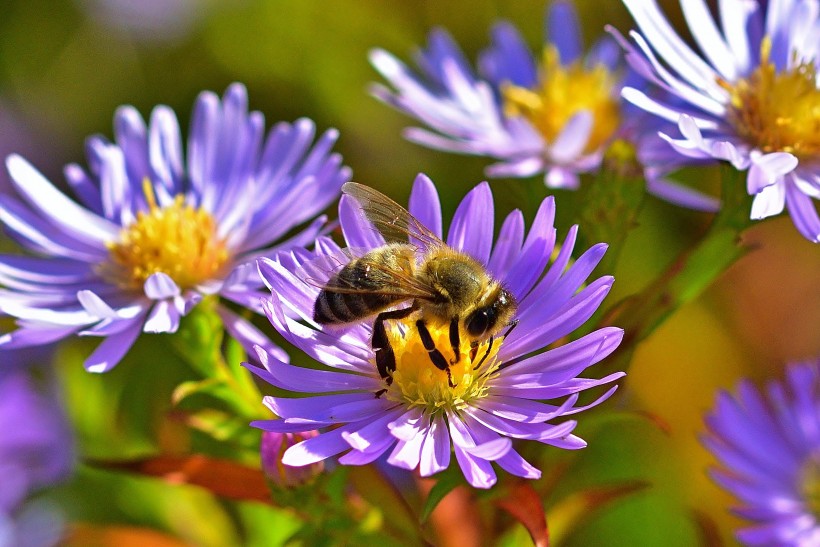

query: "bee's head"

left=465, top=287, right=517, bottom=340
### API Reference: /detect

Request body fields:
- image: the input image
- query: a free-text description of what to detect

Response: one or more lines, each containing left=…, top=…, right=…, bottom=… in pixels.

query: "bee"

left=313, top=182, right=518, bottom=387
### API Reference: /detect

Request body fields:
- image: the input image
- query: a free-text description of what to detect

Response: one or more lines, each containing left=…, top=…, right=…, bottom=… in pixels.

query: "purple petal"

left=5, top=155, right=120, bottom=245
left=217, top=305, right=290, bottom=364
left=549, top=112, right=593, bottom=163
left=419, top=414, right=451, bottom=476
left=747, top=152, right=798, bottom=193
left=408, top=173, right=442, bottom=239
left=143, top=272, right=181, bottom=300
left=83, top=315, right=144, bottom=373
left=495, top=449, right=541, bottom=479
left=487, top=209, right=525, bottom=279
left=785, top=182, right=820, bottom=242
left=547, top=1, right=583, bottom=63
left=282, top=426, right=353, bottom=466
left=143, top=300, right=180, bottom=333
left=267, top=393, right=395, bottom=423
left=447, top=182, right=494, bottom=264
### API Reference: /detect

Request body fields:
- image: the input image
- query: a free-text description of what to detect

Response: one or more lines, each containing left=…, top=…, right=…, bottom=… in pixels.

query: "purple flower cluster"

left=0, top=352, right=73, bottom=547
left=615, top=0, right=820, bottom=241
left=370, top=1, right=718, bottom=211
left=0, top=83, right=350, bottom=372
left=704, top=359, right=820, bottom=545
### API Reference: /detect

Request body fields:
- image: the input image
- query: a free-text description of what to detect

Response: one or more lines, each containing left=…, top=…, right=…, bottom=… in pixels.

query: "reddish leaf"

left=691, top=509, right=725, bottom=547
left=495, top=482, right=549, bottom=547
left=89, top=454, right=271, bottom=504
left=65, top=523, right=189, bottom=546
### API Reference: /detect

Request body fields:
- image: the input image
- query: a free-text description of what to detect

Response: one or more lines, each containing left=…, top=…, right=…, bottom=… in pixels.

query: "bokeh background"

left=0, top=0, right=818, bottom=545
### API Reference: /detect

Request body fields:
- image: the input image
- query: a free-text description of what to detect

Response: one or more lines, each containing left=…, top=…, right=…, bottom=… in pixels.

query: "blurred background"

left=0, top=0, right=818, bottom=545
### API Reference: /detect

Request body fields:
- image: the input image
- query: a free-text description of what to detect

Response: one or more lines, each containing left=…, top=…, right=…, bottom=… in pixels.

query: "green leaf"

left=173, top=378, right=258, bottom=418
left=185, top=408, right=260, bottom=451
left=547, top=481, right=650, bottom=546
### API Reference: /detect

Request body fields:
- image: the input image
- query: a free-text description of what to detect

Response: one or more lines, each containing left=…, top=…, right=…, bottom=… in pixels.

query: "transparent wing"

left=300, top=245, right=439, bottom=301
left=342, top=182, right=444, bottom=251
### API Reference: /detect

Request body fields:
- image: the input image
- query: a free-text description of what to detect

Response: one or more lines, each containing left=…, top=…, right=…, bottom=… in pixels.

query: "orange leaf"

left=495, top=482, right=549, bottom=547
left=88, top=454, right=270, bottom=504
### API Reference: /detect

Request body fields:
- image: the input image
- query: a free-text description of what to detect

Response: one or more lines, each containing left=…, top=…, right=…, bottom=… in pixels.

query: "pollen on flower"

left=721, top=38, right=820, bottom=157
left=98, top=180, right=229, bottom=290
left=502, top=45, right=620, bottom=154
left=383, top=316, right=502, bottom=413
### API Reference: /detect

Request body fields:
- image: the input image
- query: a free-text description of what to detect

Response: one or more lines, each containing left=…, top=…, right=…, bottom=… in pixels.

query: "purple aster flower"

left=0, top=356, right=73, bottom=547
left=614, top=0, right=820, bottom=242
left=369, top=2, right=715, bottom=210
left=248, top=174, right=625, bottom=489
left=703, top=359, right=820, bottom=545
left=0, top=83, right=351, bottom=372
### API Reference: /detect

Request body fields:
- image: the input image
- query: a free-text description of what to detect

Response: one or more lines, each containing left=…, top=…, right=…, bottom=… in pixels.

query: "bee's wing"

left=343, top=182, right=445, bottom=251
left=300, top=245, right=439, bottom=301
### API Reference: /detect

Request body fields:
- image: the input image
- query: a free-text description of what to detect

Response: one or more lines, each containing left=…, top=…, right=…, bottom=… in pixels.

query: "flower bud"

left=260, top=431, right=323, bottom=488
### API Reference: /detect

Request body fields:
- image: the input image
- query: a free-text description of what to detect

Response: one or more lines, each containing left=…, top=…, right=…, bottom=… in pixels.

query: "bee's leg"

left=373, top=306, right=416, bottom=384
left=473, top=336, right=494, bottom=370
left=469, top=341, right=479, bottom=362
left=448, top=316, right=460, bottom=364
left=415, top=319, right=455, bottom=388
left=502, top=319, right=519, bottom=339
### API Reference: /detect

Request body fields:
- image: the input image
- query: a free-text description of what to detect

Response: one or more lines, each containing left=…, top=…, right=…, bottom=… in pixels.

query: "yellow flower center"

left=98, top=181, right=229, bottom=290
left=382, top=316, right=503, bottom=414
left=721, top=38, right=820, bottom=157
left=802, top=453, right=820, bottom=518
left=502, top=45, right=620, bottom=154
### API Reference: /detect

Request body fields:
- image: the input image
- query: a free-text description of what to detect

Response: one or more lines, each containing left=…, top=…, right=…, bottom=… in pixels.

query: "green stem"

left=597, top=165, right=755, bottom=376
left=168, top=297, right=264, bottom=419
left=578, top=140, right=647, bottom=281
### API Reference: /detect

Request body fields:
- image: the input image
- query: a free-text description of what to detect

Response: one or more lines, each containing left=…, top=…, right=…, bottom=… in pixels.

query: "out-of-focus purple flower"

left=0, top=83, right=351, bottom=372
left=0, top=354, right=73, bottom=547
left=614, top=0, right=820, bottom=242
left=703, top=359, right=820, bottom=545
left=261, top=430, right=324, bottom=488
left=249, top=174, right=624, bottom=489
left=369, top=2, right=715, bottom=210
left=78, top=0, right=211, bottom=42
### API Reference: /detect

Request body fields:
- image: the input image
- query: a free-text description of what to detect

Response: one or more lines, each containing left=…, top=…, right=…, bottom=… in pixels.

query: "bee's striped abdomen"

left=313, top=251, right=411, bottom=324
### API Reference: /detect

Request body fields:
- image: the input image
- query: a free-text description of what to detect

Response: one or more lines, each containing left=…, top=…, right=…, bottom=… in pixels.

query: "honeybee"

left=313, top=182, right=518, bottom=387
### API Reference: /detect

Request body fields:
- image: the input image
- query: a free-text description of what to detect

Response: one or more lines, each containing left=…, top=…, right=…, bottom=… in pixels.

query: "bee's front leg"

left=416, top=319, right=455, bottom=388
left=448, top=316, right=460, bottom=364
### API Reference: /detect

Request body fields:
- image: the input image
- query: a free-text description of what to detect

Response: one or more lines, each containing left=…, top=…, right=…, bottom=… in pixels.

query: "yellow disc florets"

left=502, top=45, right=620, bottom=155
left=722, top=38, right=820, bottom=158
left=382, top=316, right=503, bottom=414
left=99, top=180, right=229, bottom=291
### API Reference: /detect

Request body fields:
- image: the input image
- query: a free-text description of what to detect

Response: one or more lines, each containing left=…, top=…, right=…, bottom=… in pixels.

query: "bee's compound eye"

left=466, top=308, right=495, bottom=338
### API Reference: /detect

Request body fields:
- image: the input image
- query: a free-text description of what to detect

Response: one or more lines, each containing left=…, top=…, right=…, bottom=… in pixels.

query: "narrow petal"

left=447, top=182, right=494, bottom=264
left=84, top=315, right=144, bottom=372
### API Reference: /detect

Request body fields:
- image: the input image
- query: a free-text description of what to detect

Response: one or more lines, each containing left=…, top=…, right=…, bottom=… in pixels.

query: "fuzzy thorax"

left=382, top=317, right=502, bottom=413
left=99, top=181, right=229, bottom=290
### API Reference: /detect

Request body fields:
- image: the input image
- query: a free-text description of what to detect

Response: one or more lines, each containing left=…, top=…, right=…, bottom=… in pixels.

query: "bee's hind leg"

left=373, top=305, right=416, bottom=384
left=416, top=319, right=455, bottom=388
